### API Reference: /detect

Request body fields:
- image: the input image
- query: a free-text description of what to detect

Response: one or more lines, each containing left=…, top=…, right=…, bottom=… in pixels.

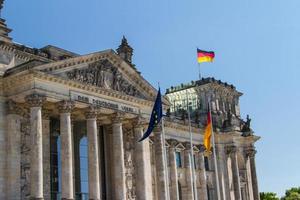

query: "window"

left=178, top=181, right=183, bottom=200
left=176, top=152, right=182, bottom=168
left=79, top=137, right=89, bottom=197
left=204, top=156, right=209, bottom=170
left=50, top=118, right=61, bottom=200
left=50, top=135, right=61, bottom=199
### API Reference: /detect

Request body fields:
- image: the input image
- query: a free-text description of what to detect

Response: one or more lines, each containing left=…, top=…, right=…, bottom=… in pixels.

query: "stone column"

left=153, top=125, right=168, bottom=200
left=167, top=139, right=179, bottom=200
left=246, top=148, right=260, bottom=200
left=133, top=117, right=153, bottom=200
left=183, top=142, right=194, bottom=200
left=58, top=100, right=74, bottom=200
left=198, top=145, right=208, bottom=200
left=86, top=108, right=100, bottom=200
left=6, top=100, right=22, bottom=200
left=42, top=110, right=51, bottom=200
left=25, top=94, right=46, bottom=200
left=226, top=146, right=242, bottom=200
left=111, top=113, right=126, bottom=200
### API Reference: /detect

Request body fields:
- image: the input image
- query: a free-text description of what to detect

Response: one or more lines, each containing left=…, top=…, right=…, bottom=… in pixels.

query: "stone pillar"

left=198, top=145, right=208, bottom=200
left=167, top=139, right=179, bottom=200
left=86, top=108, right=100, bottom=200
left=133, top=117, right=153, bottom=200
left=183, top=142, right=194, bottom=200
left=6, top=100, right=22, bottom=200
left=226, top=146, right=242, bottom=200
left=153, top=125, right=168, bottom=200
left=25, top=94, right=46, bottom=200
left=58, top=100, right=74, bottom=200
left=111, top=113, right=126, bottom=200
left=42, top=110, right=51, bottom=200
left=246, top=148, right=260, bottom=200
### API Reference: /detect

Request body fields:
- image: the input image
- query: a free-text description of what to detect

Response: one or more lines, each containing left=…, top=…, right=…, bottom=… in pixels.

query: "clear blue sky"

left=4, top=0, right=300, bottom=196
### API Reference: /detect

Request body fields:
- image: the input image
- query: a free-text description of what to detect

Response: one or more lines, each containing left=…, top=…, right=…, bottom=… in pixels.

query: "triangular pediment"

left=32, top=50, right=163, bottom=101
left=57, top=59, right=147, bottom=99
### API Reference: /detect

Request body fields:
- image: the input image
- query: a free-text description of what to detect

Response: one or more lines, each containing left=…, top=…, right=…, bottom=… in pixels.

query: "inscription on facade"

left=71, top=91, right=139, bottom=114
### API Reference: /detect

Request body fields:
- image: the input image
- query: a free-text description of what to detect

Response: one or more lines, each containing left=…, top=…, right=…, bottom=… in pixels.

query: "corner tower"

left=0, top=0, right=12, bottom=43
left=117, top=36, right=133, bottom=64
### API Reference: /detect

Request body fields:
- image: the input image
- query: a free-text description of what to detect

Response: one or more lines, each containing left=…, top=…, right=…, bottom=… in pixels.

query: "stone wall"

left=0, top=97, right=7, bottom=200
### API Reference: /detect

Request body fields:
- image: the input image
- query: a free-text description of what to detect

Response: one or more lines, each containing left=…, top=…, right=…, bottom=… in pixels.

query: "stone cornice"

left=164, top=120, right=200, bottom=133
left=2, top=70, right=156, bottom=107
left=33, top=50, right=162, bottom=101
left=0, top=42, right=52, bottom=62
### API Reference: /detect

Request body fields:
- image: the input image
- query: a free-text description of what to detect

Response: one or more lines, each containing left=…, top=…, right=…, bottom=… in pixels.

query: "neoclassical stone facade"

left=0, top=1, right=260, bottom=200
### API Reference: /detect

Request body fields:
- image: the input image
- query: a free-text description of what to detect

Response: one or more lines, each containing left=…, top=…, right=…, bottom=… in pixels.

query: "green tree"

left=260, top=192, right=280, bottom=200
left=281, top=187, right=300, bottom=200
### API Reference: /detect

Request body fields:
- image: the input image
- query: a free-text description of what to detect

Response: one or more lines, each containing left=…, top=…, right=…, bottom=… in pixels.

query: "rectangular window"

left=176, top=152, right=182, bottom=168
left=204, top=156, right=210, bottom=171
left=193, top=155, right=197, bottom=169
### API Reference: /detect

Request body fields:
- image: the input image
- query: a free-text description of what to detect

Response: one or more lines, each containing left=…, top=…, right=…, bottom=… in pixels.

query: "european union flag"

left=139, top=88, right=163, bottom=142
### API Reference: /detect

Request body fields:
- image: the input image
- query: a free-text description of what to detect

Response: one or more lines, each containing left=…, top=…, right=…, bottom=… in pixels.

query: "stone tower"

left=117, top=36, right=133, bottom=64
left=0, top=0, right=12, bottom=43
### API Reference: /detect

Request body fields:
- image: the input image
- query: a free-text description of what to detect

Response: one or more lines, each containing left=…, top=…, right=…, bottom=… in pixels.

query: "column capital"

left=166, top=139, right=178, bottom=148
left=85, top=105, right=98, bottom=119
left=245, top=148, right=256, bottom=158
left=111, top=112, right=125, bottom=123
left=198, top=144, right=206, bottom=153
left=153, top=123, right=162, bottom=132
left=7, top=100, right=21, bottom=114
left=132, top=116, right=147, bottom=128
left=57, top=100, right=75, bottom=113
left=25, top=93, right=46, bottom=107
left=183, top=142, right=192, bottom=151
left=42, top=109, right=52, bottom=120
left=226, top=145, right=237, bottom=155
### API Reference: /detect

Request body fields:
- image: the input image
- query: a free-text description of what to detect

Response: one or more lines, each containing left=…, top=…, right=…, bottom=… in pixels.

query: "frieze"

left=66, top=59, right=145, bottom=99
left=71, top=91, right=139, bottom=114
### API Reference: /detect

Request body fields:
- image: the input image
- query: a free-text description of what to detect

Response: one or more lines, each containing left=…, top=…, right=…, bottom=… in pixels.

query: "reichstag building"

left=0, top=1, right=260, bottom=200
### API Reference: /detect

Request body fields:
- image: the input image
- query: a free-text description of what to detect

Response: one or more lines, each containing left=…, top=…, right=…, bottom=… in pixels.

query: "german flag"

left=197, top=49, right=215, bottom=63
left=203, top=106, right=212, bottom=153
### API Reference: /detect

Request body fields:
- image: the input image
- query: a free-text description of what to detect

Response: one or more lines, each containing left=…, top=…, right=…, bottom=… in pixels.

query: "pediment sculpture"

left=66, top=59, right=145, bottom=99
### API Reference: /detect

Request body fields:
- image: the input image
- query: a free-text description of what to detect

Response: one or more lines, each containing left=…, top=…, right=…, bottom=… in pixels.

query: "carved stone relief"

left=20, top=119, right=31, bottom=200
left=123, top=127, right=136, bottom=200
left=66, top=59, right=145, bottom=99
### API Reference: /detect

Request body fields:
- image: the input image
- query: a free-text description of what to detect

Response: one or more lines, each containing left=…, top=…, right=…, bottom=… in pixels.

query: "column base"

left=30, top=198, right=44, bottom=200
left=62, top=198, right=74, bottom=200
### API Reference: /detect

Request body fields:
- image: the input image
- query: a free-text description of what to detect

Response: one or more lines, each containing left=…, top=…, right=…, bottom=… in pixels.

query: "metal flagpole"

left=208, top=102, right=221, bottom=200
left=186, top=90, right=198, bottom=200
left=161, top=115, right=171, bottom=200
left=198, top=63, right=201, bottom=80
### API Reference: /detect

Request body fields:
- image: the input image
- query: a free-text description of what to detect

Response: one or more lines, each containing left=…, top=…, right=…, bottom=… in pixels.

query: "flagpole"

left=161, top=117, right=171, bottom=200
left=198, top=63, right=201, bottom=80
left=186, top=90, right=198, bottom=200
left=208, top=102, right=221, bottom=200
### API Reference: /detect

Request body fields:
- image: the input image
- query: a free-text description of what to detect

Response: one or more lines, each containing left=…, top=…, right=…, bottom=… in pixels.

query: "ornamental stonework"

left=25, top=93, right=46, bottom=107
left=20, top=120, right=31, bottom=200
left=124, top=128, right=136, bottom=200
left=57, top=100, right=75, bottom=113
left=66, top=59, right=145, bottom=99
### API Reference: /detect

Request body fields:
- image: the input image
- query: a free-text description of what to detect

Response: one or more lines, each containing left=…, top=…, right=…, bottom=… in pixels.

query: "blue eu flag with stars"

left=139, top=88, right=163, bottom=142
